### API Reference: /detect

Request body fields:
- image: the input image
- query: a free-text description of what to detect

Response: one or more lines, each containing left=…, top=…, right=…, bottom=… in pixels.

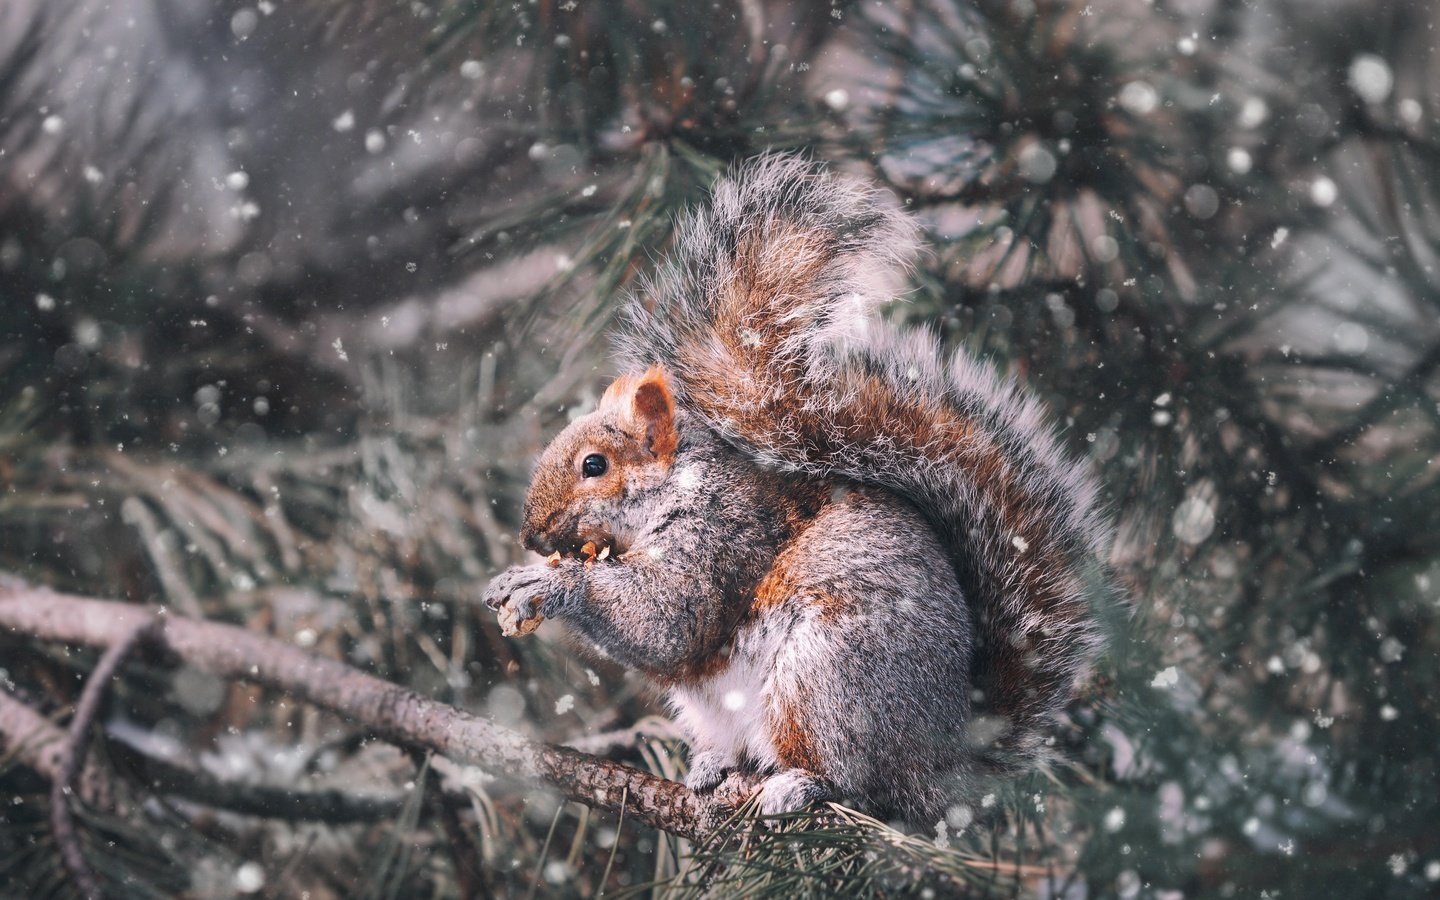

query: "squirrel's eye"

left=580, top=453, right=608, bottom=478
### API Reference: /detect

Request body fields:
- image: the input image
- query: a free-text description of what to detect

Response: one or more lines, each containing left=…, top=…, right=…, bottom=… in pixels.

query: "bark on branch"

left=0, top=583, right=747, bottom=843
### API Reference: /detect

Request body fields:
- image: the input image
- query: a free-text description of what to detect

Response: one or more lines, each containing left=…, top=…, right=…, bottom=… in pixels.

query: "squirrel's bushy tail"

left=617, top=155, right=1111, bottom=772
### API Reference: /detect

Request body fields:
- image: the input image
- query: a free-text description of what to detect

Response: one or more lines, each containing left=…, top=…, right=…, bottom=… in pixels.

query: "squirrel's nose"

left=520, top=524, right=551, bottom=555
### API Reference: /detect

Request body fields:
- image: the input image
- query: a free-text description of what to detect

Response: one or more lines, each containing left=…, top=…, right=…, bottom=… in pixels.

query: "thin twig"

left=1309, top=340, right=1440, bottom=458
left=117, top=497, right=203, bottom=617
left=0, top=689, right=111, bottom=809
left=526, top=804, right=566, bottom=900
left=564, top=720, right=683, bottom=755
left=598, top=786, right=628, bottom=897
left=412, top=748, right=492, bottom=900
left=51, top=612, right=159, bottom=900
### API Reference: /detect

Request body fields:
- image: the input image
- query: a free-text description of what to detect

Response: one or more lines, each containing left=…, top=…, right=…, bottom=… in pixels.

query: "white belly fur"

left=665, top=614, right=791, bottom=772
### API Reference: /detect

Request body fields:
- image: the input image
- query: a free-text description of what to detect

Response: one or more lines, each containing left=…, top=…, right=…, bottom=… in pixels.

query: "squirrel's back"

left=618, top=155, right=1112, bottom=773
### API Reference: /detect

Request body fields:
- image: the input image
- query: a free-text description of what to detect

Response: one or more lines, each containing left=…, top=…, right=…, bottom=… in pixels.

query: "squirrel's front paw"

left=684, top=750, right=733, bottom=793
left=483, top=566, right=556, bottom=637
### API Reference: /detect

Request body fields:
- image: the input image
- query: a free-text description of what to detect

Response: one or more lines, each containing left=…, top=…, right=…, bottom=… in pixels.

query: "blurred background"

left=2, top=0, right=1438, bottom=896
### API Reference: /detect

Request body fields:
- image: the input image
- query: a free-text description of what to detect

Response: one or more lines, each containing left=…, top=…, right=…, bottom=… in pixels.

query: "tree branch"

left=0, top=689, right=112, bottom=808
left=0, top=688, right=408, bottom=823
left=52, top=613, right=157, bottom=900
left=0, top=582, right=748, bottom=843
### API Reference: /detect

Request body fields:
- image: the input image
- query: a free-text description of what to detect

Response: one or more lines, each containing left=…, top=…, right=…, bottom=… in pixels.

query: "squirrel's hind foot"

left=757, top=769, right=831, bottom=818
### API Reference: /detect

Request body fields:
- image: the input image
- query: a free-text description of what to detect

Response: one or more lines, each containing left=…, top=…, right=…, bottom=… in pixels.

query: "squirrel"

left=483, top=155, right=1112, bottom=827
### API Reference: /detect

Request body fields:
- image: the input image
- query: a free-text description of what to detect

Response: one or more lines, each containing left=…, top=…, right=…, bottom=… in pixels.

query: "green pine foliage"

left=2, top=0, right=1437, bottom=896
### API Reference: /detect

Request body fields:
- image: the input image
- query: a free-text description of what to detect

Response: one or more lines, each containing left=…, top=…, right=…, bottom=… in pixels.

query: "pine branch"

left=0, top=579, right=750, bottom=843
left=0, top=688, right=408, bottom=823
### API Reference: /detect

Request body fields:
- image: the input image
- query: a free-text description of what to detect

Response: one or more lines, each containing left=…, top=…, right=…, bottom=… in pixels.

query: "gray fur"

left=724, top=487, right=977, bottom=823
left=486, top=155, right=1113, bottom=828
left=487, top=421, right=810, bottom=676
left=618, top=155, right=1111, bottom=771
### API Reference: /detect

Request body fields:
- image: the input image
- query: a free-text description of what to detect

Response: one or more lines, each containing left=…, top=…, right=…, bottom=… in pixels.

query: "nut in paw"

left=483, top=567, right=552, bottom=637
left=496, top=601, right=544, bottom=637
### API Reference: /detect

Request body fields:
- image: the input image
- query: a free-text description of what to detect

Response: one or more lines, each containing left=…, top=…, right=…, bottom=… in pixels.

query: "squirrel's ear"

left=631, top=366, right=678, bottom=463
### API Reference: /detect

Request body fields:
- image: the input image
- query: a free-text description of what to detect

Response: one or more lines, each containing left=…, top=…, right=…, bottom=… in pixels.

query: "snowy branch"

left=0, top=581, right=752, bottom=844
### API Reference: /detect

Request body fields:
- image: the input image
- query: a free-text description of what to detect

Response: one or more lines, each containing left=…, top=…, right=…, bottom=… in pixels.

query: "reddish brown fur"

left=750, top=549, right=802, bottom=615
left=648, top=479, right=833, bottom=685
left=675, top=335, right=1089, bottom=745
left=770, top=694, right=824, bottom=773
left=632, top=367, right=680, bottom=462
left=714, top=226, right=835, bottom=371
left=600, top=366, right=679, bottom=463
left=748, top=478, right=834, bottom=614
left=752, top=498, right=864, bottom=622
left=520, top=370, right=681, bottom=550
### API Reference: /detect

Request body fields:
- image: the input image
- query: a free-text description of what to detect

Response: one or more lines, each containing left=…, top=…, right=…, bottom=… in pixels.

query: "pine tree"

left=2, top=0, right=1437, bottom=896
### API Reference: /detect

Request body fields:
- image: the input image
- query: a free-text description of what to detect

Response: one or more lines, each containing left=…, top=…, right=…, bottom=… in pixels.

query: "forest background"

left=2, top=0, right=1438, bottom=897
